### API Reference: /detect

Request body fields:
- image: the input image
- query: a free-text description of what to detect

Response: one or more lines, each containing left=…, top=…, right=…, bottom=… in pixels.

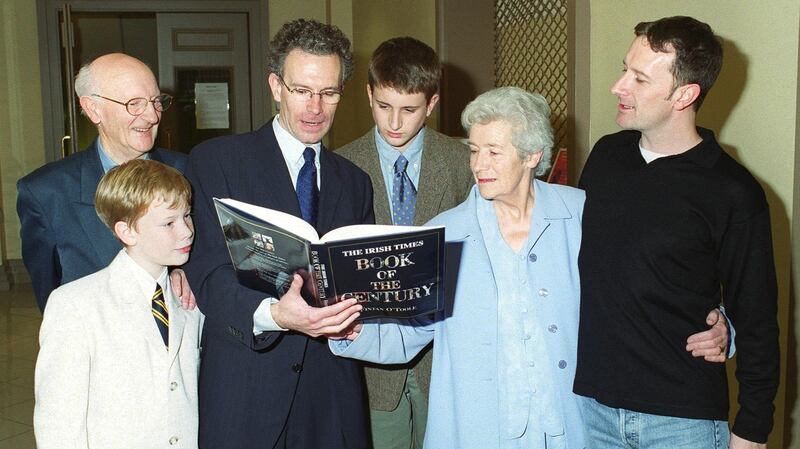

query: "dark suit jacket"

left=184, top=119, right=373, bottom=449
left=337, top=128, right=473, bottom=411
left=16, top=140, right=187, bottom=310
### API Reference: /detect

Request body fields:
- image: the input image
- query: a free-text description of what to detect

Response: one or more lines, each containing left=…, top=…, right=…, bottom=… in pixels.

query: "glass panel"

left=157, top=67, right=234, bottom=153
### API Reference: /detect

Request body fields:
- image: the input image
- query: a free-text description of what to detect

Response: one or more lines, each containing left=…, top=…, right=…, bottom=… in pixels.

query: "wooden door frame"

left=36, top=0, right=269, bottom=162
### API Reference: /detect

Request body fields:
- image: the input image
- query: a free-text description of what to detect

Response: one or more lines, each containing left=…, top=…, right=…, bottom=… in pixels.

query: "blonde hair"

left=95, top=159, right=191, bottom=232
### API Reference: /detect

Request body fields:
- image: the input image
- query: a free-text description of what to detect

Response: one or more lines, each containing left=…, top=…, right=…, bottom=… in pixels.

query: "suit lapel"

left=317, top=145, right=343, bottom=234
left=529, top=180, right=572, bottom=248
left=249, top=121, right=304, bottom=217
left=108, top=254, right=169, bottom=351
left=168, top=295, right=186, bottom=366
left=357, top=134, right=392, bottom=225
left=414, top=131, right=448, bottom=225
left=75, top=141, right=121, bottom=263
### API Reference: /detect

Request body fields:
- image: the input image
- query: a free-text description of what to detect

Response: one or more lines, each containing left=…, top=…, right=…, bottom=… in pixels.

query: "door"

left=38, top=0, right=267, bottom=162
left=156, top=13, right=251, bottom=153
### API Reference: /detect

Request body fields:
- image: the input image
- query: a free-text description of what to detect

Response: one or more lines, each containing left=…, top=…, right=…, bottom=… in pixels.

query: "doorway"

left=37, top=0, right=268, bottom=160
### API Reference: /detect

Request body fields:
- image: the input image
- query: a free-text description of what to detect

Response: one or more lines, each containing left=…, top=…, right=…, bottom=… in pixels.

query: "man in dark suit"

left=337, top=37, right=473, bottom=449
left=17, top=53, right=191, bottom=311
left=183, top=19, right=371, bottom=449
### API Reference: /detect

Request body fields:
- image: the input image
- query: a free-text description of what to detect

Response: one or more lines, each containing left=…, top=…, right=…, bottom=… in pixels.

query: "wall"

left=0, top=0, right=45, bottom=262
left=340, top=0, right=438, bottom=147
left=575, top=2, right=800, bottom=447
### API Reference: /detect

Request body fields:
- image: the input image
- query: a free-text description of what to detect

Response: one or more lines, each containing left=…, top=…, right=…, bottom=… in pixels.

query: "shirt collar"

left=683, top=127, right=723, bottom=168
left=96, top=138, right=151, bottom=173
left=375, top=126, right=425, bottom=170
left=634, top=127, right=722, bottom=168
left=272, top=115, right=322, bottom=165
left=120, top=249, right=170, bottom=305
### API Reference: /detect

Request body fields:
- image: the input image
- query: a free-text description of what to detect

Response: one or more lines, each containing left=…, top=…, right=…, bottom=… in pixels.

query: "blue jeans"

left=579, top=396, right=730, bottom=449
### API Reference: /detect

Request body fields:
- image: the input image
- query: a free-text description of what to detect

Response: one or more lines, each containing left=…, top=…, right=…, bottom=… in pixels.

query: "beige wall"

left=577, top=2, right=800, bottom=447
left=0, top=0, right=45, bottom=261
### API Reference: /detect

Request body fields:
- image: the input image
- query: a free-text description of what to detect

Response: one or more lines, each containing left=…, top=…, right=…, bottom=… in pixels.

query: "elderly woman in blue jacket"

left=331, top=86, right=728, bottom=449
left=333, top=86, right=585, bottom=449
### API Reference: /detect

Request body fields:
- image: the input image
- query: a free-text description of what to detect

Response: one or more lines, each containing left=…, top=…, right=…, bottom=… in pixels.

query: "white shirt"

left=252, top=117, right=325, bottom=333
left=273, top=116, right=322, bottom=189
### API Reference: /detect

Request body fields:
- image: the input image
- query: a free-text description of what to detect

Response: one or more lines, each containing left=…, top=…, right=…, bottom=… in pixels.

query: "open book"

left=213, top=198, right=445, bottom=319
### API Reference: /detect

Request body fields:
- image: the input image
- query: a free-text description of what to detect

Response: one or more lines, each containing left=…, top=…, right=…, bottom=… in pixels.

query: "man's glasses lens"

left=127, top=94, right=173, bottom=115
left=280, top=78, right=341, bottom=104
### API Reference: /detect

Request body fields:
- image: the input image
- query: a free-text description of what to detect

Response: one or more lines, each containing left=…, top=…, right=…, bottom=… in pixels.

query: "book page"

left=217, top=198, right=320, bottom=242
left=320, top=224, right=439, bottom=244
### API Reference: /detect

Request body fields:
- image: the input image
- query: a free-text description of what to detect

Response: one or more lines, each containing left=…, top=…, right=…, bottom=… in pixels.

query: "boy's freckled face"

left=368, top=85, right=438, bottom=152
left=125, top=198, right=194, bottom=278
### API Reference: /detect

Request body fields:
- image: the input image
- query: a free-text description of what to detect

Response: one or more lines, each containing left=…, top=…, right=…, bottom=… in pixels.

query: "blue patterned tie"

left=296, top=147, right=319, bottom=227
left=391, top=155, right=417, bottom=225
left=151, top=284, right=169, bottom=348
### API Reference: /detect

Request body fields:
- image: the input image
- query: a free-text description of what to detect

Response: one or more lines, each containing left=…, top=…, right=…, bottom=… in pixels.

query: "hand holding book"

left=270, top=274, right=363, bottom=338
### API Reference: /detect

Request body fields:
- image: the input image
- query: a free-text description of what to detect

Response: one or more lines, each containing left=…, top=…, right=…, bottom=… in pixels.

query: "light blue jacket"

left=332, top=180, right=587, bottom=449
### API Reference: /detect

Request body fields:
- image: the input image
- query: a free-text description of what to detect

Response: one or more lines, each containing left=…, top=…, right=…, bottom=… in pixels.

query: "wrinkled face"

left=611, top=36, right=678, bottom=135
left=268, top=50, right=342, bottom=145
left=124, top=198, right=194, bottom=279
left=91, top=65, right=162, bottom=162
left=468, top=120, right=540, bottom=203
left=367, top=85, right=438, bottom=151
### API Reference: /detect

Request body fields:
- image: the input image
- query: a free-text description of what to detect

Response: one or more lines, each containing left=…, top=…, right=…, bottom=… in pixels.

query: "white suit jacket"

left=34, top=250, right=203, bottom=448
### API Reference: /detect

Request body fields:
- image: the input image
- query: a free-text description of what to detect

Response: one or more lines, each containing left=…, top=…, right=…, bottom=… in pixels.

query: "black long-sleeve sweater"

left=574, top=128, right=779, bottom=443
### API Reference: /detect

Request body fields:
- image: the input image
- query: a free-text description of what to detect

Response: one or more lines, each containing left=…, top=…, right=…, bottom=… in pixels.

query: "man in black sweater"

left=575, top=16, right=779, bottom=449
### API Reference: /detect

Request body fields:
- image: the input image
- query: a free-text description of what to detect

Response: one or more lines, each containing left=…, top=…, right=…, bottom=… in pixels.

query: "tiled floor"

left=0, top=283, right=40, bottom=448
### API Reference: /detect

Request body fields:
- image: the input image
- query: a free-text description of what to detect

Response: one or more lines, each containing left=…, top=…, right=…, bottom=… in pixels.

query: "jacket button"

left=292, top=363, right=303, bottom=373
left=558, top=360, right=567, bottom=369
left=170, top=381, right=178, bottom=391
left=528, top=253, right=537, bottom=262
left=538, top=288, right=549, bottom=297
left=548, top=324, right=558, bottom=333
left=169, top=436, right=179, bottom=445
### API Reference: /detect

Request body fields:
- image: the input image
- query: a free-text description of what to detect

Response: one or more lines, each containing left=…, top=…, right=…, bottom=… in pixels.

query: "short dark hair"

left=267, top=19, right=354, bottom=85
left=634, top=16, right=722, bottom=110
left=368, top=37, right=441, bottom=101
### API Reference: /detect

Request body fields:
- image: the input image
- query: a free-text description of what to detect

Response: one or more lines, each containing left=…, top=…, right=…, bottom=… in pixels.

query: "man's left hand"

left=729, top=433, right=766, bottom=449
left=170, top=269, right=197, bottom=310
left=686, top=308, right=728, bottom=362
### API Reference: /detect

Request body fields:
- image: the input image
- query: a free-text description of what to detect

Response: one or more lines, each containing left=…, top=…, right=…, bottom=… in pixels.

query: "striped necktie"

left=152, top=285, right=169, bottom=348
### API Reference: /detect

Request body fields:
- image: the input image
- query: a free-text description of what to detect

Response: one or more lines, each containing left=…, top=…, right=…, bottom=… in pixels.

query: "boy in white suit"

left=34, top=159, right=203, bottom=448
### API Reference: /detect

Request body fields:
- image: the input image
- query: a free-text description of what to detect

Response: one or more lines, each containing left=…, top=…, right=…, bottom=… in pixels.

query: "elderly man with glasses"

left=17, top=52, right=193, bottom=312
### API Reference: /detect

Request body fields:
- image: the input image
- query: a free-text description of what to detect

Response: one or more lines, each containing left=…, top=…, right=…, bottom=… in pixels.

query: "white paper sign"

left=195, top=83, right=230, bottom=129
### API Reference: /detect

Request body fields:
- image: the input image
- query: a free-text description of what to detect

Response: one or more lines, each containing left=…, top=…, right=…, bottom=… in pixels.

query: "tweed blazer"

left=337, top=127, right=473, bottom=410
left=34, top=250, right=203, bottom=449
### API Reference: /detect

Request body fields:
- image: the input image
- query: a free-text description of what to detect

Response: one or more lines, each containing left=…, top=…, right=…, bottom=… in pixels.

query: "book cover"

left=213, top=198, right=445, bottom=319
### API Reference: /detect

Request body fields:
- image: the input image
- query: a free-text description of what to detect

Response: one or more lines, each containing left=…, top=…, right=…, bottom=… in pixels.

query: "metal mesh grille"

left=495, top=0, right=568, bottom=175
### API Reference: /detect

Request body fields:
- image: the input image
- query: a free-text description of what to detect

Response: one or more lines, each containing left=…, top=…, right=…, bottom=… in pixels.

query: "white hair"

left=74, top=62, right=94, bottom=97
left=461, top=86, right=554, bottom=177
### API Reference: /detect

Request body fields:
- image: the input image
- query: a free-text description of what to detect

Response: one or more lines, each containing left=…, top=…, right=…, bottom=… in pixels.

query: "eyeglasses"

left=278, top=77, right=342, bottom=105
left=90, top=93, right=173, bottom=116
